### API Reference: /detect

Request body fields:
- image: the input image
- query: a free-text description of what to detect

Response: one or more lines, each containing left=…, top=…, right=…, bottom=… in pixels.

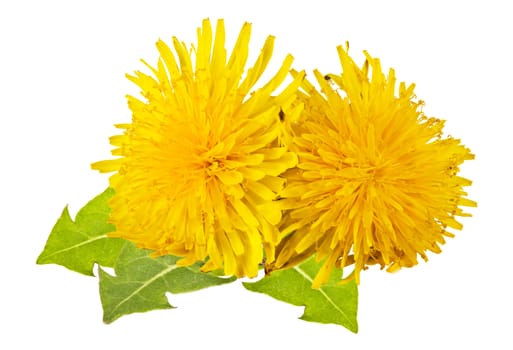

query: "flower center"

left=205, top=158, right=226, bottom=176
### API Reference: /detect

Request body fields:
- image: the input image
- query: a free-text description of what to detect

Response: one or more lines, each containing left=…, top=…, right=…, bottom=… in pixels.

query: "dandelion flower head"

left=271, top=44, right=476, bottom=286
left=92, top=19, right=303, bottom=278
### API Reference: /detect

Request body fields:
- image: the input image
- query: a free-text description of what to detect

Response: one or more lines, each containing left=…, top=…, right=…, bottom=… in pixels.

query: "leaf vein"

left=293, top=265, right=354, bottom=328
left=39, top=234, right=108, bottom=260
left=107, top=264, right=178, bottom=316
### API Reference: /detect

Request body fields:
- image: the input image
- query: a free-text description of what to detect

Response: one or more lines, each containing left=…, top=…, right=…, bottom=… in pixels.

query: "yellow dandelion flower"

left=270, top=44, right=476, bottom=287
left=91, top=19, right=303, bottom=278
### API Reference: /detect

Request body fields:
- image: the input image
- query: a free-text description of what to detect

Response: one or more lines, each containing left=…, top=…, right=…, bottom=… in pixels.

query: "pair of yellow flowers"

left=92, top=19, right=475, bottom=287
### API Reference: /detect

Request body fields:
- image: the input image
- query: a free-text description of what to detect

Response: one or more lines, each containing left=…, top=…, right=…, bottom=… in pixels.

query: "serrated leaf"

left=37, top=188, right=124, bottom=276
left=243, top=256, right=358, bottom=332
left=99, top=242, right=236, bottom=324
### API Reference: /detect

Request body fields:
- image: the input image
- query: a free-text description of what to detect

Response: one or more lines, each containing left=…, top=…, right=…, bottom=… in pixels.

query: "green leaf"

left=37, top=188, right=124, bottom=276
left=243, top=256, right=359, bottom=332
left=99, top=242, right=236, bottom=324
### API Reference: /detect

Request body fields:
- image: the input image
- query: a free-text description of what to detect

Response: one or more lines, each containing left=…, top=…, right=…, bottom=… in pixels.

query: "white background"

left=1, top=0, right=511, bottom=349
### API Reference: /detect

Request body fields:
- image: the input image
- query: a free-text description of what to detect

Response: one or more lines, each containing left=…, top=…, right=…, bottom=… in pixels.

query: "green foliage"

left=244, top=256, right=359, bottom=332
left=37, top=189, right=359, bottom=329
left=99, top=242, right=236, bottom=324
left=36, top=188, right=124, bottom=276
